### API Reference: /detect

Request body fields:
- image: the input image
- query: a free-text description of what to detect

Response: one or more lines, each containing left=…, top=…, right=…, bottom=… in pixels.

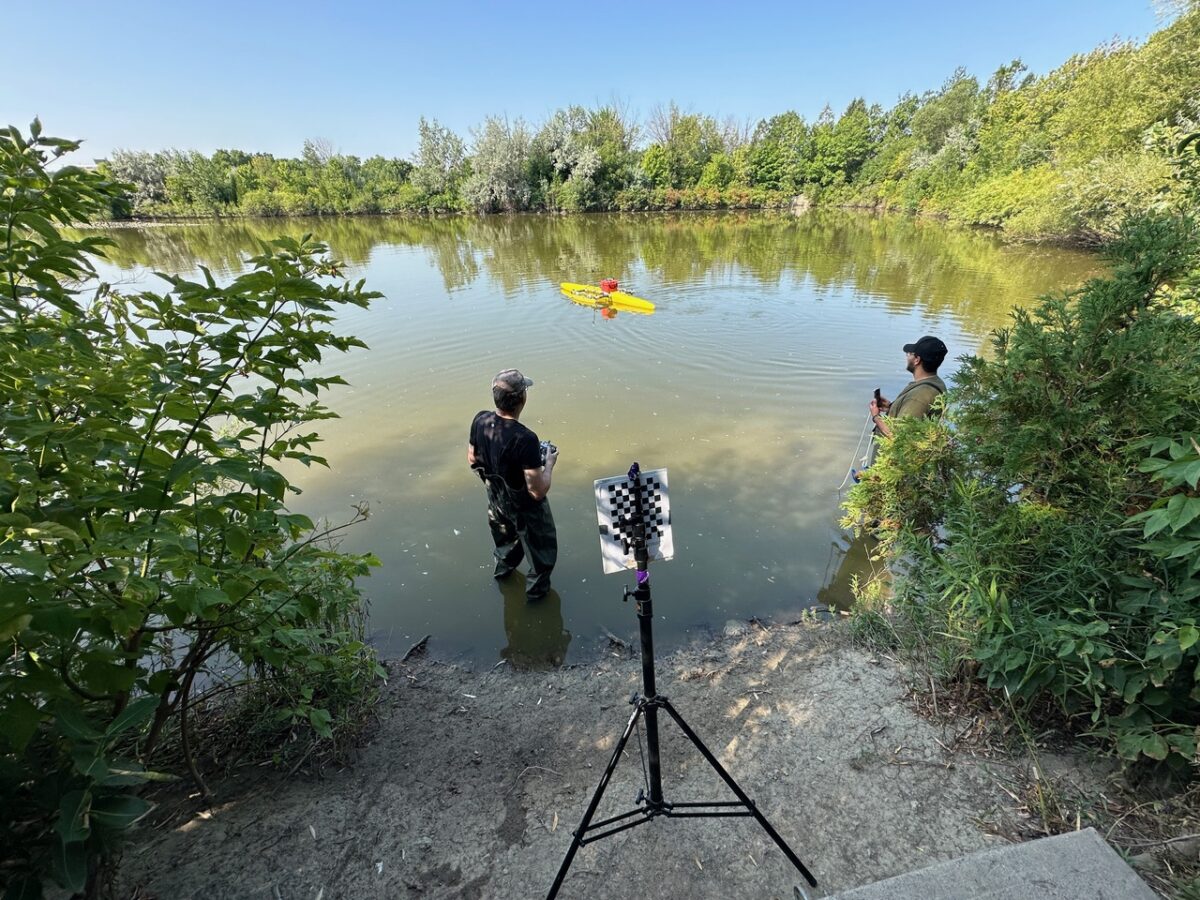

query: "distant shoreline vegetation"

left=99, top=10, right=1200, bottom=245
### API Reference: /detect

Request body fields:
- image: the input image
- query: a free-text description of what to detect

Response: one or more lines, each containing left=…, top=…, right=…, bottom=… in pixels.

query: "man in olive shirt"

left=468, top=369, right=559, bottom=600
left=866, top=335, right=948, bottom=464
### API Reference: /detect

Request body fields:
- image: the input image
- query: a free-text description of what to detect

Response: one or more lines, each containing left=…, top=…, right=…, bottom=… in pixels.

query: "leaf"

left=90, top=794, right=151, bottom=830
left=71, top=743, right=108, bottom=780
left=1178, top=625, right=1199, bottom=652
left=251, top=468, right=287, bottom=501
left=30, top=602, right=81, bottom=640
left=79, top=660, right=139, bottom=695
left=308, top=707, right=333, bottom=739
left=56, top=790, right=91, bottom=843
left=1140, top=733, right=1169, bottom=761
left=50, top=839, right=87, bottom=894
left=55, top=706, right=101, bottom=742
left=1167, top=495, right=1200, bottom=532
left=106, top=696, right=159, bottom=738
left=226, top=525, right=251, bottom=559
left=0, top=612, right=33, bottom=642
left=3, top=695, right=43, bottom=752
left=1122, top=672, right=1149, bottom=703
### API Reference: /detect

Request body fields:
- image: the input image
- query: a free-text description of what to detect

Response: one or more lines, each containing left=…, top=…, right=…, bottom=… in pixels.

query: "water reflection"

left=499, top=577, right=571, bottom=670
left=71, top=211, right=1100, bottom=668
left=79, top=211, right=1095, bottom=335
left=817, top=532, right=883, bottom=612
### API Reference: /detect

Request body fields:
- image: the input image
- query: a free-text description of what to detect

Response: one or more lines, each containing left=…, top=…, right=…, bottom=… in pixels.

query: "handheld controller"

left=540, top=440, right=557, bottom=466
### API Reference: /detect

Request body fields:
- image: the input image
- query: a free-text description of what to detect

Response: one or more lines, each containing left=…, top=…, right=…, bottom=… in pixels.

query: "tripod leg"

left=659, top=699, right=817, bottom=887
left=546, top=703, right=644, bottom=900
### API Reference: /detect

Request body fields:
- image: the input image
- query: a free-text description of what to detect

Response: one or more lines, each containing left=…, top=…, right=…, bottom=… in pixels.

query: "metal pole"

left=627, top=463, right=663, bottom=806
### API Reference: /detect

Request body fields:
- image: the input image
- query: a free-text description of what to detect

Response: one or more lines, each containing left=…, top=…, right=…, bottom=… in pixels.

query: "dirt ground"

left=113, top=623, right=1080, bottom=900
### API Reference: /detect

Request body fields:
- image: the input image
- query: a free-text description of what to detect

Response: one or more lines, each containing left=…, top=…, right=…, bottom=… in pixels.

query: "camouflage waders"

left=484, top=476, right=557, bottom=599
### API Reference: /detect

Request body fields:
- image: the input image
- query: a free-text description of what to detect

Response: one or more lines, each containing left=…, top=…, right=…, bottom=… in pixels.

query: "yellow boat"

left=560, top=282, right=655, bottom=315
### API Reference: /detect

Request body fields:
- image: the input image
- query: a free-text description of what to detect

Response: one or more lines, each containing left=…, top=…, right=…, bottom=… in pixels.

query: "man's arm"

left=467, top=442, right=478, bottom=467
left=524, top=446, right=558, bottom=501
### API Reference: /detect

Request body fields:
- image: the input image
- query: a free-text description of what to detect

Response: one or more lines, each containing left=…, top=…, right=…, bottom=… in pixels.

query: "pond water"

left=80, top=211, right=1098, bottom=668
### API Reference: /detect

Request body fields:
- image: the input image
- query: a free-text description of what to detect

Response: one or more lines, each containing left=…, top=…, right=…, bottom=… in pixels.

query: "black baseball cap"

left=903, top=335, right=948, bottom=368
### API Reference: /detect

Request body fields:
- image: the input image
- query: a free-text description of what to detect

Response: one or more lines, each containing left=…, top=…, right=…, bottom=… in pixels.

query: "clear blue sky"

left=2, top=0, right=1167, bottom=163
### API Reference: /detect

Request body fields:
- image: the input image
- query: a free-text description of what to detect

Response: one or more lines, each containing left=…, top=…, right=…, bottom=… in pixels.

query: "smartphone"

left=873, top=388, right=882, bottom=402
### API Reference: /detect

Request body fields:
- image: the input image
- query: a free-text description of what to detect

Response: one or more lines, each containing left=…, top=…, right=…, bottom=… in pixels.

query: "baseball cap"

left=492, top=368, right=534, bottom=391
left=902, top=335, right=948, bottom=368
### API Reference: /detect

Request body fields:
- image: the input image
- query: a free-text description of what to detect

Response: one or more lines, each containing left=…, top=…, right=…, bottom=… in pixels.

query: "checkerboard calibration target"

left=593, top=468, right=674, bottom=575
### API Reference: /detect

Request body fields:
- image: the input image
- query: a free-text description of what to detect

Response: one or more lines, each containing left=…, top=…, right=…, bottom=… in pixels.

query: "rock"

left=1129, top=852, right=1165, bottom=876
left=723, top=620, right=751, bottom=637
left=1165, top=836, right=1200, bottom=862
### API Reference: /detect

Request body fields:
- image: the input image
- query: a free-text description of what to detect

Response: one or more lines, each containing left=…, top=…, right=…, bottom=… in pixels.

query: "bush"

left=0, top=122, right=383, bottom=895
left=845, top=212, right=1200, bottom=764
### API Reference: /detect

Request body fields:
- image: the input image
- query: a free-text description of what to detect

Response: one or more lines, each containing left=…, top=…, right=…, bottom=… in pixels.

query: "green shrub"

left=844, top=211, right=1200, bottom=764
left=1, top=122, right=383, bottom=896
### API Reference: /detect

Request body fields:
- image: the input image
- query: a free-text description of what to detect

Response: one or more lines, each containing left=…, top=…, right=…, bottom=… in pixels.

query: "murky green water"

left=79, top=211, right=1098, bottom=667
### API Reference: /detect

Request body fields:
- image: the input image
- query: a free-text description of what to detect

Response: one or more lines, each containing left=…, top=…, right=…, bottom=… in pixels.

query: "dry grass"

left=892, top=654, right=1200, bottom=898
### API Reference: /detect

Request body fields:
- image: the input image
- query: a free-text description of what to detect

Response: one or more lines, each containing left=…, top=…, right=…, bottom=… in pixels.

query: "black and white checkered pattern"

left=594, top=468, right=674, bottom=574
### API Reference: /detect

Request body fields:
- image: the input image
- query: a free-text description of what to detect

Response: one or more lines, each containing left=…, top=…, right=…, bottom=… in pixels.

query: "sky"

left=2, top=0, right=1169, bottom=164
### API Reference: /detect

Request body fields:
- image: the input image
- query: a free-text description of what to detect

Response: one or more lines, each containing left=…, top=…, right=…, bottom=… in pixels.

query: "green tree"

left=462, top=116, right=533, bottom=212
left=749, top=112, right=810, bottom=191
left=411, top=117, right=467, bottom=209
left=644, top=103, right=725, bottom=188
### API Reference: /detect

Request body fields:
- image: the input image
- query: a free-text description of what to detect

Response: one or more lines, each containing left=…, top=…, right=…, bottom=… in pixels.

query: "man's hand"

left=869, top=398, right=882, bottom=417
left=526, top=446, right=558, bottom=501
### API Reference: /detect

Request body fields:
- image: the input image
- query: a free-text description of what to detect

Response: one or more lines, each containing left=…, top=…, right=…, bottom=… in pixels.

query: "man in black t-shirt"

left=467, top=369, right=559, bottom=600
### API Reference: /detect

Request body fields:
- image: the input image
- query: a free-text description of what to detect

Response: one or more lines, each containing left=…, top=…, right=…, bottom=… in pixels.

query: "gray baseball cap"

left=492, top=368, right=534, bottom=391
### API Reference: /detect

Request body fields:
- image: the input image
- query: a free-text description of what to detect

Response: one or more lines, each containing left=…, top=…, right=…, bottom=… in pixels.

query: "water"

left=79, top=211, right=1098, bottom=667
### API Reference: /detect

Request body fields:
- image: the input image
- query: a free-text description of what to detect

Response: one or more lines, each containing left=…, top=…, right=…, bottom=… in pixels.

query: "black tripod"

left=546, top=463, right=818, bottom=899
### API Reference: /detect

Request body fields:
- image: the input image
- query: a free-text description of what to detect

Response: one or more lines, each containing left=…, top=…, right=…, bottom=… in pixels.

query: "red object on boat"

left=600, top=278, right=618, bottom=293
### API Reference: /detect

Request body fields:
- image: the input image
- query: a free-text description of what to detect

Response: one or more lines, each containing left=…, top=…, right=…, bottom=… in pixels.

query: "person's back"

left=467, top=369, right=559, bottom=600
left=470, top=409, right=539, bottom=501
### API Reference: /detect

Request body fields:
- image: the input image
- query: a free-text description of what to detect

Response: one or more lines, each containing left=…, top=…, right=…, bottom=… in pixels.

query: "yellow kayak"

left=560, top=282, right=655, bottom=315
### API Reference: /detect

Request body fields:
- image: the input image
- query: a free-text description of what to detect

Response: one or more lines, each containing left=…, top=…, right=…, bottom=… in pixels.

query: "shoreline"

left=81, top=205, right=1109, bottom=250
left=113, top=620, right=1133, bottom=899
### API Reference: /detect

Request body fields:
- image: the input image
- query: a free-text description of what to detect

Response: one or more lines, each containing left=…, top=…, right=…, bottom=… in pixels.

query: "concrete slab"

left=826, top=828, right=1155, bottom=900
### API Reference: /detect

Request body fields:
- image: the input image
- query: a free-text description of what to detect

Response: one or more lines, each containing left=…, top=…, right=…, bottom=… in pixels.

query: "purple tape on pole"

left=637, top=570, right=649, bottom=585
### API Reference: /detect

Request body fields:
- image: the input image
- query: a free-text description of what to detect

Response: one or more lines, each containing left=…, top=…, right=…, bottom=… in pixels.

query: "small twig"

left=952, top=716, right=978, bottom=747
left=517, top=765, right=561, bottom=779
left=1120, top=833, right=1200, bottom=849
left=889, top=754, right=955, bottom=769
left=929, top=674, right=938, bottom=718
left=509, top=765, right=562, bottom=795
left=993, top=778, right=1022, bottom=803
left=600, top=626, right=627, bottom=649
left=288, top=743, right=317, bottom=777
left=1105, top=798, right=1164, bottom=840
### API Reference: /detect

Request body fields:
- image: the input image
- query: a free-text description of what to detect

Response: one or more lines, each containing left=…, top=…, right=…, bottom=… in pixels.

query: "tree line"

left=101, top=9, right=1200, bottom=243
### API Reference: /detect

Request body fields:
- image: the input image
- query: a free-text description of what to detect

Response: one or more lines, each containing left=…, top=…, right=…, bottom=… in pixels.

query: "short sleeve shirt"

left=470, top=411, right=541, bottom=494
left=890, top=382, right=942, bottom=419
